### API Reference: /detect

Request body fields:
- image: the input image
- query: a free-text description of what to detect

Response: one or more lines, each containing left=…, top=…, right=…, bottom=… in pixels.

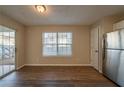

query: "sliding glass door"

left=0, top=25, right=15, bottom=77
left=0, top=32, right=2, bottom=77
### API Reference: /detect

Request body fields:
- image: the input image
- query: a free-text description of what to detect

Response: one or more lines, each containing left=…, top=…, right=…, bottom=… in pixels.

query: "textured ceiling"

left=0, top=5, right=124, bottom=26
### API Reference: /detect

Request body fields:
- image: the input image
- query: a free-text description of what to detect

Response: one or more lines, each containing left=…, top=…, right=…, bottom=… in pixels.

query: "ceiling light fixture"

left=35, top=5, right=46, bottom=13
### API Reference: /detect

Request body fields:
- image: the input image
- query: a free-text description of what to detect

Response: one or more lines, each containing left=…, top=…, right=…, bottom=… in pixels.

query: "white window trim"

left=42, top=32, right=73, bottom=57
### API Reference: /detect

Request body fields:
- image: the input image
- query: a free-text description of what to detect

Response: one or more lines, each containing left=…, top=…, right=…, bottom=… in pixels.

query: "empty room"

left=0, top=5, right=124, bottom=87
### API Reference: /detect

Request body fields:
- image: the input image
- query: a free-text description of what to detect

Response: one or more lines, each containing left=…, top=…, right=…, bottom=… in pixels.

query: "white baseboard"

left=16, top=64, right=92, bottom=70
left=16, top=64, right=25, bottom=70
left=24, top=64, right=92, bottom=66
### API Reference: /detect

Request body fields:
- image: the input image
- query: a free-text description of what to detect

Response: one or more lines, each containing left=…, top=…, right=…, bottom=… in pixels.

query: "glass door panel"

left=0, top=25, right=15, bottom=78
left=10, top=32, right=15, bottom=71
left=0, top=46, right=2, bottom=77
left=0, top=32, right=3, bottom=77
left=3, top=32, right=10, bottom=74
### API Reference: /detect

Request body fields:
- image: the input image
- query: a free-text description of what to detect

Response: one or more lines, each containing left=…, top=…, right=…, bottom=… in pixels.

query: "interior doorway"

left=0, top=25, right=16, bottom=78
left=91, top=26, right=99, bottom=71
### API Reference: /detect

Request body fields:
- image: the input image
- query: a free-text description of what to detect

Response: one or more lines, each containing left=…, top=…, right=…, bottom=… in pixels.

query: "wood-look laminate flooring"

left=0, top=66, right=117, bottom=87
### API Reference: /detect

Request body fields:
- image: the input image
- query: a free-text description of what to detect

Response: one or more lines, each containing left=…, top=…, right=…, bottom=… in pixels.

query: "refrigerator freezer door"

left=106, top=31, right=121, bottom=49
left=120, top=29, right=124, bottom=49
left=117, top=51, right=124, bottom=86
left=103, top=50, right=120, bottom=82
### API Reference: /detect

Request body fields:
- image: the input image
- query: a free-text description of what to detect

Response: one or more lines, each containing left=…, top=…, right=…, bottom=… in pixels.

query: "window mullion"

left=57, top=32, right=58, bottom=55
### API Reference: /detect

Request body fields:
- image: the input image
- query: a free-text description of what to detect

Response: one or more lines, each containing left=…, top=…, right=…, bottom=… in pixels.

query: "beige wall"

left=25, top=26, right=90, bottom=65
left=0, top=9, right=123, bottom=69
left=0, top=13, right=25, bottom=69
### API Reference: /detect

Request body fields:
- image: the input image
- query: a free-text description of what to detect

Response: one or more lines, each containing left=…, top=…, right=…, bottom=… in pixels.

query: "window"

left=42, top=32, right=72, bottom=56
